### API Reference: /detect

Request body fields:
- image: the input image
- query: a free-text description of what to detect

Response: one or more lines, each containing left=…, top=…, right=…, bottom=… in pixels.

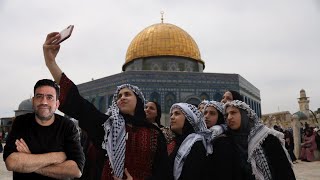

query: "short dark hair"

left=34, top=79, right=60, bottom=99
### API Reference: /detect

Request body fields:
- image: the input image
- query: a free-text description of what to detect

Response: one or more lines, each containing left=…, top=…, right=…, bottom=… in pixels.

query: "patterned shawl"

left=170, top=103, right=211, bottom=180
left=204, top=100, right=224, bottom=115
left=204, top=100, right=227, bottom=140
left=224, top=100, right=291, bottom=180
left=101, top=84, right=145, bottom=178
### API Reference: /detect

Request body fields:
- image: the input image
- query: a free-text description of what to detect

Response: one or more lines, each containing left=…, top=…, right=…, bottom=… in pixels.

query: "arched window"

left=168, top=62, right=179, bottom=71
left=214, top=92, right=222, bottom=101
left=150, top=92, right=161, bottom=104
left=99, top=96, right=106, bottom=113
left=186, top=97, right=201, bottom=107
left=108, top=95, right=113, bottom=108
left=165, top=92, right=176, bottom=113
left=200, top=92, right=209, bottom=101
left=151, top=63, right=161, bottom=71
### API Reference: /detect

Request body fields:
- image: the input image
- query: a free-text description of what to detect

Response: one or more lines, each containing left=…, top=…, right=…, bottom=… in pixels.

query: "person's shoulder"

left=263, top=134, right=283, bottom=147
left=54, top=113, right=66, bottom=119
left=54, top=114, right=77, bottom=126
left=14, top=113, right=35, bottom=122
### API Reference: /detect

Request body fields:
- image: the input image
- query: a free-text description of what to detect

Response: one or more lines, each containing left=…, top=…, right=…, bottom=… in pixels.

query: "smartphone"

left=53, top=25, right=74, bottom=45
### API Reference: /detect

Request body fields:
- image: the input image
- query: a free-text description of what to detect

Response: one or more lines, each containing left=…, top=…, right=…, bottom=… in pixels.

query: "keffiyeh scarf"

left=101, top=84, right=145, bottom=178
left=224, top=100, right=291, bottom=180
left=170, top=103, right=211, bottom=180
left=204, top=100, right=224, bottom=115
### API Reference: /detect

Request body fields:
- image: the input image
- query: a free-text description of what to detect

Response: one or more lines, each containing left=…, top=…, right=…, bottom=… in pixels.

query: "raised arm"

left=43, top=32, right=63, bottom=83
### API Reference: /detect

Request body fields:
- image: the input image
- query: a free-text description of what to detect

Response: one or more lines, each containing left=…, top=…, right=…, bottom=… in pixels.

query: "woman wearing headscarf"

left=224, top=100, right=296, bottom=180
left=221, top=90, right=243, bottom=104
left=43, top=32, right=169, bottom=180
left=168, top=103, right=210, bottom=180
left=299, top=127, right=317, bottom=162
left=203, top=101, right=240, bottom=180
left=145, top=101, right=163, bottom=128
left=198, top=99, right=209, bottom=113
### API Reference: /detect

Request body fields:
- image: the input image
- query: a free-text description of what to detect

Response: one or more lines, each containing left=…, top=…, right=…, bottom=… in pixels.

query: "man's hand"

left=15, top=138, right=31, bottom=154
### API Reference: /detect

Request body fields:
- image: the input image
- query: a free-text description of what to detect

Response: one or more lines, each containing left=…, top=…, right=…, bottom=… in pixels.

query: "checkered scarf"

left=170, top=103, right=212, bottom=180
left=102, top=84, right=146, bottom=178
left=204, top=100, right=224, bottom=116
left=198, top=99, right=209, bottom=108
left=224, top=100, right=291, bottom=180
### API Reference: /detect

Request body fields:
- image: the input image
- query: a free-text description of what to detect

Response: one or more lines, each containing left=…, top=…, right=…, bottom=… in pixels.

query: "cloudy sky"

left=1, top=0, right=320, bottom=118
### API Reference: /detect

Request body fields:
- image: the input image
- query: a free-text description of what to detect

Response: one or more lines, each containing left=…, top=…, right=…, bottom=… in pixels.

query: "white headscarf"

left=224, top=100, right=291, bottom=180
left=101, top=84, right=145, bottom=178
left=170, top=103, right=211, bottom=180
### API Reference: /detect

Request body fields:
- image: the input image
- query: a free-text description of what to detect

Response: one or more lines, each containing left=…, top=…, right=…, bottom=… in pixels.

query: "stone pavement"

left=0, top=147, right=319, bottom=180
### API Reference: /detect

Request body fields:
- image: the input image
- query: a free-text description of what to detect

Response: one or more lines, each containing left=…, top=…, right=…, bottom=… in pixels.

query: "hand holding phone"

left=53, top=25, right=74, bottom=45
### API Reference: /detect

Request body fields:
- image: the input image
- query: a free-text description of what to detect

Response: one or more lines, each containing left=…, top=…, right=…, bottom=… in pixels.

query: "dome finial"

left=160, top=11, right=164, bottom=23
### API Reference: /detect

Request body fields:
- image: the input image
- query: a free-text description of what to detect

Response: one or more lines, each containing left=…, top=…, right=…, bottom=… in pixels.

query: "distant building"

left=262, top=89, right=319, bottom=129
left=0, top=98, right=33, bottom=138
left=14, top=98, right=33, bottom=116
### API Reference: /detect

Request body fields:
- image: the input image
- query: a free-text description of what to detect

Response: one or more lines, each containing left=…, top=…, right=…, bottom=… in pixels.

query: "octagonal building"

left=77, top=21, right=261, bottom=126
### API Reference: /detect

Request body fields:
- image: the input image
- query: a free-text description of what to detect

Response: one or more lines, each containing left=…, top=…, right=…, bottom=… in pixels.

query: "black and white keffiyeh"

left=204, top=100, right=224, bottom=116
left=198, top=99, right=209, bottom=108
left=204, top=100, right=227, bottom=137
left=101, top=84, right=145, bottom=178
left=170, top=103, right=212, bottom=180
left=224, top=100, right=291, bottom=180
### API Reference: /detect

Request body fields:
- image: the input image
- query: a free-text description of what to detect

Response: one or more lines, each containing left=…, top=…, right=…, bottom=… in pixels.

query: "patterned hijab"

left=204, top=101, right=225, bottom=126
left=102, top=84, right=146, bottom=178
left=170, top=103, right=210, bottom=180
left=198, top=99, right=209, bottom=109
left=224, top=100, right=291, bottom=180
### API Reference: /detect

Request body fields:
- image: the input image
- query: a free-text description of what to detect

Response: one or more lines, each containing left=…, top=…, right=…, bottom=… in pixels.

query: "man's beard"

left=35, top=112, right=54, bottom=121
left=34, top=106, right=54, bottom=121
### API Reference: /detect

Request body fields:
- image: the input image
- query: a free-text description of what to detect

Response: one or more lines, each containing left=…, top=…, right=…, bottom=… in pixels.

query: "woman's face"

left=204, top=106, right=219, bottom=128
left=225, top=106, right=241, bottom=130
left=144, top=102, right=158, bottom=123
left=170, top=108, right=185, bottom=135
left=117, top=88, right=137, bottom=116
left=221, top=91, right=233, bottom=103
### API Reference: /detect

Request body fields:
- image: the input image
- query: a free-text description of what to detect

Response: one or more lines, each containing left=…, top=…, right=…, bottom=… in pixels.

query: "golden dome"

left=125, top=23, right=203, bottom=65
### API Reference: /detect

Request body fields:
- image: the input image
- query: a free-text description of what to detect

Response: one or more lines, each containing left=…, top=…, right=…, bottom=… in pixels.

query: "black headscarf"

left=147, top=101, right=163, bottom=128
left=228, top=90, right=243, bottom=101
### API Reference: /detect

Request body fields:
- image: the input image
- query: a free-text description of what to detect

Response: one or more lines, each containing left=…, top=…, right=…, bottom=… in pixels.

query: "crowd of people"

left=1, top=31, right=305, bottom=180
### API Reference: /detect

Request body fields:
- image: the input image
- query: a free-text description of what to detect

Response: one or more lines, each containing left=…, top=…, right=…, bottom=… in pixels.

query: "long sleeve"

left=58, top=73, right=107, bottom=148
left=147, top=132, right=170, bottom=180
left=262, top=135, right=296, bottom=180
left=178, top=141, right=206, bottom=180
left=206, top=136, right=241, bottom=180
